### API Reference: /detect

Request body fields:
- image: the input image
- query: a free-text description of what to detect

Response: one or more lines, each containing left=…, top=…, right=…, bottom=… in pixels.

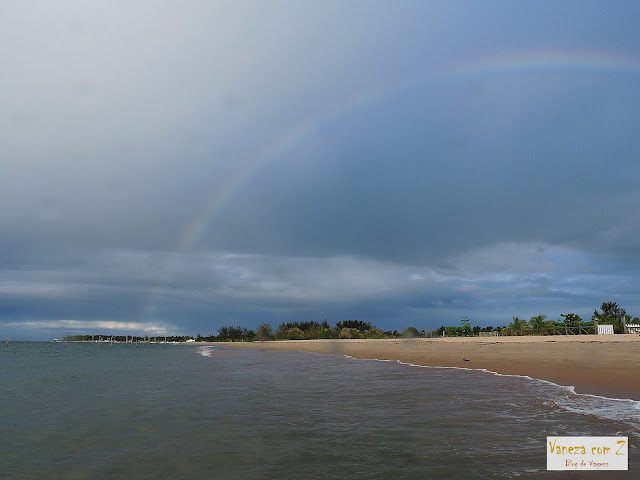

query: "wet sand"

left=215, top=336, right=640, bottom=400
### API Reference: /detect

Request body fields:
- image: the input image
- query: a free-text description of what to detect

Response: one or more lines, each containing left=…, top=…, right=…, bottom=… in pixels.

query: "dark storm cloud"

left=211, top=69, right=640, bottom=263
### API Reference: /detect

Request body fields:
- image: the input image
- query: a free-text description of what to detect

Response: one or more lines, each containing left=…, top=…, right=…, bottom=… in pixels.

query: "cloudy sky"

left=2, top=1, right=640, bottom=339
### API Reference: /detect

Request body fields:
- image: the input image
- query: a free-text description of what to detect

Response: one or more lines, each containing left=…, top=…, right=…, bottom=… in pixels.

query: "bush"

left=340, top=328, right=361, bottom=339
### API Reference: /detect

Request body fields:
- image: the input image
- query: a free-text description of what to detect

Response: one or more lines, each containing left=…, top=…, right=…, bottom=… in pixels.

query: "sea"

left=1, top=341, right=638, bottom=479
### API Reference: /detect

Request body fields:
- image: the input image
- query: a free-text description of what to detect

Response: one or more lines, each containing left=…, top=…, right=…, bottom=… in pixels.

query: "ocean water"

left=1, top=342, right=638, bottom=479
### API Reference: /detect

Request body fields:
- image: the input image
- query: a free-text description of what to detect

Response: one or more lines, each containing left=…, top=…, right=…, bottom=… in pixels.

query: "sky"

left=2, top=1, right=640, bottom=339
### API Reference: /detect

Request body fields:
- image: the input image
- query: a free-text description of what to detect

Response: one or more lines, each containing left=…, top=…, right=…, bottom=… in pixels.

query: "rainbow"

left=139, top=49, right=640, bottom=326
left=177, top=49, right=640, bottom=253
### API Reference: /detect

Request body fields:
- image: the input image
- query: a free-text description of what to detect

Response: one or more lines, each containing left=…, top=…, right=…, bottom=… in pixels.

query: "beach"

left=218, top=335, right=640, bottom=401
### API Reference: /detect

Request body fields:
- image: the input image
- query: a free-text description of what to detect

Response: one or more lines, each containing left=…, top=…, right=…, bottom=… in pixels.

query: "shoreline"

left=206, top=336, right=640, bottom=401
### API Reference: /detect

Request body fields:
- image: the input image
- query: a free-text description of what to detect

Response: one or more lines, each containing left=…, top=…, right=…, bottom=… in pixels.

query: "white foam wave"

left=196, top=346, right=211, bottom=357
left=196, top=346, right=226, bottom=357
left=343, top=354, right=640, bottom=432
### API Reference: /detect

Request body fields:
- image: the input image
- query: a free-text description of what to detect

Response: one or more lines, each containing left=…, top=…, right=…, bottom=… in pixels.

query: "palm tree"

left=529, top=314, right=547, bottom=333
left=509, top=316, right=527, bottom=334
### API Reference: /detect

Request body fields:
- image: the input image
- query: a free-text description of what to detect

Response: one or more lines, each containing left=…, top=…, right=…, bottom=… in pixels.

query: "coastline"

left=210, top=336, right=640, bottom=401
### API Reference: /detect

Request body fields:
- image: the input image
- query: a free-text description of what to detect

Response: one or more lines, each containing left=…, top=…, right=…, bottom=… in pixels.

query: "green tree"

left=340, top=327, right=361, bottom=339
left=336, top=320, right=374, bottom=332
left=592, top=302, right=627, bottom=333
left=508, top=317, right=527, bottom=333
left=529, top=314, right=547, bottom=331
left=286, top=327, right=305, bottom=340
left=217, top=325, right=248, bottom=341
left=560, top=313, right=583, bottom=327
left=592, top=302, right=626, bottom=322
left=257, top=323, right=273, bottom=341
left=362, top=328, right=385, bottom=339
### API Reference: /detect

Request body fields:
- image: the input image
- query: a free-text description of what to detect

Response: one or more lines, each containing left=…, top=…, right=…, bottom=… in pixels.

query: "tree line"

left=63, top=301, right=638, bottom=343
left=198, top=320, right=390, bottom=342
left=61, top=334, right=190, bottom=342
left=438, top=301, right=638, bottom=337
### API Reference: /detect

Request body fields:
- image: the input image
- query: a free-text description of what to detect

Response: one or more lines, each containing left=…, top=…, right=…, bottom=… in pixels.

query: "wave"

left=344, top=354, right=640, bottom=433
left=195, top=345, right=226, bottom=357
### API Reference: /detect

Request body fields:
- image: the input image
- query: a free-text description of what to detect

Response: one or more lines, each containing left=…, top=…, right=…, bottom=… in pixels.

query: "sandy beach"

left=216, top=335, right=640, bottom=401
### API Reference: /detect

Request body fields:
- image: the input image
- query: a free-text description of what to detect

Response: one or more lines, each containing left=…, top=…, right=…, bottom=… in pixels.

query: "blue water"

left=1, top=341, right=638, bottom=479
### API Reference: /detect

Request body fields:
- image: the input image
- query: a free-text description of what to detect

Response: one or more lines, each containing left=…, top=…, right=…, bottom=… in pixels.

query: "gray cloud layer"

left=2, top=1, right=639, bottom=338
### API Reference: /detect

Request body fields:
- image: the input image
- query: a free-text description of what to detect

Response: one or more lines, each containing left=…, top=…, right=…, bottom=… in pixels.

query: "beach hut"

left=625, top=324, right=640, bottom=334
